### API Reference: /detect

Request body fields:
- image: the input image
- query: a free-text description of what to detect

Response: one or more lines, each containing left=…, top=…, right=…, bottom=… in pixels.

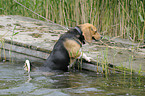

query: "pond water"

left=0, top=62, right=145, bottom=96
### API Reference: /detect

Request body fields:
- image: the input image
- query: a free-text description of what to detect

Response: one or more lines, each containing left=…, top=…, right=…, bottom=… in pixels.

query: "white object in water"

left=24, top=60, right=30, bottom=73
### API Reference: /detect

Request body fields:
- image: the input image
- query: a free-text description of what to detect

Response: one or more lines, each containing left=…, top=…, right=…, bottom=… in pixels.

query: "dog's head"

left=78, top=23, right=102, bottom=43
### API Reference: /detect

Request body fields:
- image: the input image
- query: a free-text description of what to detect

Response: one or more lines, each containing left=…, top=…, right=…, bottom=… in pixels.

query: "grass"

left=0, top=26, right=18, bottom=62
left=0, top=0, right=144, bottom=75
left=0, top=0, right=144, bottom=42
left=97, top=45, right=141, bottom=76
left=0, top=32, right=6, bottom=61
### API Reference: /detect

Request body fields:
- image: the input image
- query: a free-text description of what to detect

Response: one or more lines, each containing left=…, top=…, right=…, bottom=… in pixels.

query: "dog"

left=24, top=23, right=102, bottom=72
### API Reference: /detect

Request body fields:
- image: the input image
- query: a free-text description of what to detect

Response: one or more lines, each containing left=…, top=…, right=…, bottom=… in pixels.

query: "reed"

left=100, top=48, right=109, bottom=75
left=0, top=26, right=18, bottom=62
left=2, top=39, right=6, bottom=61
left=0, top=0, right=144, bottom=42
left=0, top=41, right=2, bottom=61
left=0, top=33, right=6, bottom=61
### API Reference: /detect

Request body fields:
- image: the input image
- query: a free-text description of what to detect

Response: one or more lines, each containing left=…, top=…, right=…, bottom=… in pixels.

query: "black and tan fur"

left=43, top=23, right=102, bottom=71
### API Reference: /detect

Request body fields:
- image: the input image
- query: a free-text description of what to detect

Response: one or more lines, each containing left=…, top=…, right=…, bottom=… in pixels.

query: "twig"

left=99, top=40, right=108, bottom=46
left=118, top=0, right=140, bottom=32
left=94, top=44, right=129, bottom=50
left=13, top=0, right=68, bottom=30
left=110, top=35, right=123, bottom=41
left=0, top=31, right=10, bottom=41
left=94, top=40, right=131, bottom=50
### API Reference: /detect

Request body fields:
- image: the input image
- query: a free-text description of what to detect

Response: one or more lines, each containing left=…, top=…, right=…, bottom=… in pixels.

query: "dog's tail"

left=24, top=60, right=31, bottom=73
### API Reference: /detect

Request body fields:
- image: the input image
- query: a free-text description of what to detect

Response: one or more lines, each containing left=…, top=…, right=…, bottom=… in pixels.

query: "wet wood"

left=0, top=15, right=145, bottom=75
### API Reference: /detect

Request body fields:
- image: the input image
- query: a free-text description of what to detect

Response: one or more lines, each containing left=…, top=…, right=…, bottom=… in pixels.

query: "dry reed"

left=0, top=0, right=144, bottom=42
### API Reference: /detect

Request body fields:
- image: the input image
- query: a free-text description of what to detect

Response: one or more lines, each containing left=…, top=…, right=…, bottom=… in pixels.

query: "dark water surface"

left=0, top=62, right=145, bottom=96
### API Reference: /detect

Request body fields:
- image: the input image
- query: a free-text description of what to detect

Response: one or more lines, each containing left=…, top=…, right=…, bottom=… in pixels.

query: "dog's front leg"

left=68, top=58, right=76, bottom=70
left=78, top=51, right=93, bottom=62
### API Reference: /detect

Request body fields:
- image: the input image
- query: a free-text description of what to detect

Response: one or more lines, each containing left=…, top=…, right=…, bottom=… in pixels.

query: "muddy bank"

left=0, top=15, right=145, bottom=75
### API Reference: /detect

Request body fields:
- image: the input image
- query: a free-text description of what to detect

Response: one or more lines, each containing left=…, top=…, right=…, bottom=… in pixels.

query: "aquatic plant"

left=0, top=33, right=8, bottom=61
left=138, top=64, right=142, bottom=75
left=99, top=47, right=109, bottom=75
left=0, top=26, right=19, bottom=62
left=0, top=0, right=144, bottom=42
left=0, top=0, right=144, bottom=76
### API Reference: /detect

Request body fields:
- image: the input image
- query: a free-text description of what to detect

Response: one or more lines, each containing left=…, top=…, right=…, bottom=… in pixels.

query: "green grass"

left=0, top=26, right=18, bottom=62
left=0, top=0, right=144, bottom=42
left=0, top=0, right=144, bottom=75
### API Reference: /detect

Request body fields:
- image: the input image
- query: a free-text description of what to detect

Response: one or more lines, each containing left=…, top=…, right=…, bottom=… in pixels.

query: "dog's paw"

left=85, top=57, right=93, bottom=62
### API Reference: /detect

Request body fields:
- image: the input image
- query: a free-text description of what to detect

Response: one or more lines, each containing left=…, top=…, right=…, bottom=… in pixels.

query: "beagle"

left=43, top=23, right=102, bottom=71
left=24, top=23, right=102, bottom=72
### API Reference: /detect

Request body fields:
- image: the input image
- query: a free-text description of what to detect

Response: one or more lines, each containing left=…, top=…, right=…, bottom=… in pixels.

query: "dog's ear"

left=82, top=26, right=92, bottom=43
left=78, top=23, right=101, bottom=43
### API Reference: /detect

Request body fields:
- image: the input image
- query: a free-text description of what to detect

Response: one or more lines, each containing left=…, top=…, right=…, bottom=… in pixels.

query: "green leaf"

left=139, top=13, right=144, bottom=22
left=12, top=32, right=19, bottom=36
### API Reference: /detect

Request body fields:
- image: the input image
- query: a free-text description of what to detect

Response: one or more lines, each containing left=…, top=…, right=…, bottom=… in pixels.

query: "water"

left=0, top=62, right=145, bottom=96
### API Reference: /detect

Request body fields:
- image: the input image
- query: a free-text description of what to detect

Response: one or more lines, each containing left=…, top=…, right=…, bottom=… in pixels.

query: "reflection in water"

left=25, top=74, right=32, bottom=83
left=0, top=62, right=145, bottom=96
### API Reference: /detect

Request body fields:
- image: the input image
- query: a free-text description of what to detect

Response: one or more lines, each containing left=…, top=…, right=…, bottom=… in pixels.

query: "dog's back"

left=24, top=23, right=102, bottom=73
left=44, top=32, right=73, bottom=71
left=43, top=23, right=102, bottom=72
